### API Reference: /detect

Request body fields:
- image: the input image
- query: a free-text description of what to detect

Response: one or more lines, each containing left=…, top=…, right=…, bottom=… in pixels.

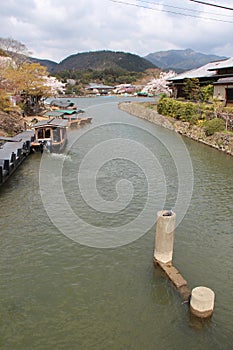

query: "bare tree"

left=0, top=37, right=32, bottom=67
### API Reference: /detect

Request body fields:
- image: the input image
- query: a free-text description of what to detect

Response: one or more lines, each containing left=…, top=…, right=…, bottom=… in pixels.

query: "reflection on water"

left=0, top=97, right=232, bottom=349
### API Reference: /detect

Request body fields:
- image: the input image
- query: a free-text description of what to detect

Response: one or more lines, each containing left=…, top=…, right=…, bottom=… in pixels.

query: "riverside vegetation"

left=119, top=97, right=233, bottom=155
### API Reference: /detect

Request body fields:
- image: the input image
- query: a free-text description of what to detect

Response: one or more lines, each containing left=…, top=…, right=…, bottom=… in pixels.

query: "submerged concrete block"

left=190, top=286, right=215, bottom=318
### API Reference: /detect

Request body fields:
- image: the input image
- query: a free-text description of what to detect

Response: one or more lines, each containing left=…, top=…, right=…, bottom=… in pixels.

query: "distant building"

left=167, top=61, right=221, bottom=98
left=85, top=83, right=114, bottom=95
left=113, top=84, right=137, bottom=94
left=67, top=79, right=76, bottom=86
left=167, top=57, right=233, bottom=105
left=208, top=58, right=233, bottom=106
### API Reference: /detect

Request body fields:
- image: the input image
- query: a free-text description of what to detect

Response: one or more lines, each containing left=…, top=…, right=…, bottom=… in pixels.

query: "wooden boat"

left=31, top=118, right=67, bottom=153
left=43, top=109, right=91, bottom=127
left=65, top=116, right=92, bottom=127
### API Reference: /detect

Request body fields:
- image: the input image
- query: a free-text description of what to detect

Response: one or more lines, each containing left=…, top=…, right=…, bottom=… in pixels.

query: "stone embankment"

left=119, top=102, right=233, bottom=156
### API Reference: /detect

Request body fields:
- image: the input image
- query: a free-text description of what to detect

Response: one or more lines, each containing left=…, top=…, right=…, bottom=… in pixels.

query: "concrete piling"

left=154, top=210, right=191, bottom=301
left=154, top=210, right=176, bottom=264
left=0, top=166, right=2, bottom=184
left=153, top=210, right=215, bottom=318
left=4, top=159, right=10, bottom=172
left=190, top=286, right=215, bottom=318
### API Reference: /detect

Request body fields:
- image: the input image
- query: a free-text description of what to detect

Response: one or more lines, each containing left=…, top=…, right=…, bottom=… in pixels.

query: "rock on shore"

left=0, top=110, right=25, bottom=137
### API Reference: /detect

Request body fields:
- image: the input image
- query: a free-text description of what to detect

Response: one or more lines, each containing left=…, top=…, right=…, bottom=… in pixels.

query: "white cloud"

left=0, top=0, right=233, bottom=62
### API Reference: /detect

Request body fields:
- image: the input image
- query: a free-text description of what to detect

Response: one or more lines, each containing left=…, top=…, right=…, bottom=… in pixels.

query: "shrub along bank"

left=157, top=97, right=229, bottom=134
left=119, top=99, right=233, bottom=155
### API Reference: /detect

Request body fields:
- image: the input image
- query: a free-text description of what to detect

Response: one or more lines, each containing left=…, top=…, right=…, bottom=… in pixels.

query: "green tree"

left=183, top=78, right=201, bottom=101
left=200, top=84, right=214, bottom=102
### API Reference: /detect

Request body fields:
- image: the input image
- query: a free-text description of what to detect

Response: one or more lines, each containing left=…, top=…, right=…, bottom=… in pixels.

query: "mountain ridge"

left=31, top=50, right=156, bottom=73
left=144, top=48, right=227, bottom=72
left=29, top=57, right=58, bottom=72
left=28, top=48, right=228, bottom=74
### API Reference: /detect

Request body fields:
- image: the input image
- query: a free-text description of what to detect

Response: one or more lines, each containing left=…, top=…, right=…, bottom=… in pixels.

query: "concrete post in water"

left=0, top=166, right=2, bottom=184
left=154, top=210, right=176, bottom=264
left=11, top=152, right=16, bottom=167
left=190, top=286, right=215, bottom=318
left=4, top=159, right=10, bottom=173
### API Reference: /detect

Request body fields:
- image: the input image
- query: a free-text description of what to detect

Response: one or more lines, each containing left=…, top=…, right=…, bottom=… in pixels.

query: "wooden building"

left=167, top=58, right=233, bottom=103
left=208, top=58, right=233, bottom=106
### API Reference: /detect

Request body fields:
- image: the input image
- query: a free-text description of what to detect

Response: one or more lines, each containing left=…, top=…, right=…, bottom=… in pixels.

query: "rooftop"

left=34, top=118, right=67, bottom=128
left=86, top=83, right=114, bottom=89
left=167, top=59, right=228, bottom=81
left=214, top=77, right=233, bottom=84
left=208, top=57, right=233, bottom=71
left=50, top=99, right=77, bottom=108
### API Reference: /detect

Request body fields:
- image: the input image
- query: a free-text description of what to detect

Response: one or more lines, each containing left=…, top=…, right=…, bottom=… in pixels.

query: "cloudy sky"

left=1, top=0, right=233, bottom=62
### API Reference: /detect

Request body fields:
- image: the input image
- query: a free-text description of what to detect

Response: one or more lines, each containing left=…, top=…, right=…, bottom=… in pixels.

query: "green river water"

left=0, top=97, right=232, bottom=349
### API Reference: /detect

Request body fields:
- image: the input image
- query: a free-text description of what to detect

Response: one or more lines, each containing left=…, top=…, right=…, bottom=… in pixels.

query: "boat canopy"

left=50, top=99, right=77, bottom=108
left=33, top=118, right=68, bottom=128
left=44, top=109, right=84, bottom=118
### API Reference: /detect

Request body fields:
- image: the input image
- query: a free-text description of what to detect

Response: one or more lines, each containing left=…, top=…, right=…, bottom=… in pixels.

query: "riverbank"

left=0, top=110, right=25, bottom=137
left=119, top=101, right=233, bottom=156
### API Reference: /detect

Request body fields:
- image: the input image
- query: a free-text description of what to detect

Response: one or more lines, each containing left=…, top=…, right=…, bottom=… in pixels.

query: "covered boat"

left=31, top=118, right=67, bottom=153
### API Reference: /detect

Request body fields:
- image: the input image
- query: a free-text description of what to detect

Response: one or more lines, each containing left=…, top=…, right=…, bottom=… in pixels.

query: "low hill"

left=57, top=50, right=156, bottom=72
left=144, top=48, right=227, bottom=72
left=31, top=50, right=157, bottom=73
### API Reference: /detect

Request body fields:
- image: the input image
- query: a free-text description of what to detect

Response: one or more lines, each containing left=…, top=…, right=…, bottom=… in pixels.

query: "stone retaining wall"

left=119, top=102, right=233, bottom=156
left=119, top=101, right=175, bottom=131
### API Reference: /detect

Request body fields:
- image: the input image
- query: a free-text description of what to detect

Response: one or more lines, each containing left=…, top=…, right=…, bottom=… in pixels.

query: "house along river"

left=0, top=97, right=232, bottom=349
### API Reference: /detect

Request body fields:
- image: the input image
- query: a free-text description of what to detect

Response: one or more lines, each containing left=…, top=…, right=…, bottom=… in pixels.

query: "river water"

left=0, top=97, right=232, bottom=349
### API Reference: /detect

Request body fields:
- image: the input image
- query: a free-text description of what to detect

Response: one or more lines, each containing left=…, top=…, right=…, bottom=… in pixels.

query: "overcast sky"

left=1, top=0, right=233, bottom=62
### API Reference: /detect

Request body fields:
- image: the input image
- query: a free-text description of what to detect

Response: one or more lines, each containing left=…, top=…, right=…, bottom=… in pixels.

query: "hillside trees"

left=0, top=37, right=31, bottom=67
left=1, top=61, right=52, bottom=114
left=0, top=37, right=65, bottom=114
left=55, top=68, right=143, bottom=89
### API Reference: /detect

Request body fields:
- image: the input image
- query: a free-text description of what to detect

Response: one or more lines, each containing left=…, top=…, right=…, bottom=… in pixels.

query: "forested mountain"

left=144, top=48, right=227, bottom=73
left=29, top=57, right=58, bottom=72
left=30, top=49, right=227, bottom=75
left=31, top=50, right=156, bottom=73
left=58, top=50, right=156, bottom=72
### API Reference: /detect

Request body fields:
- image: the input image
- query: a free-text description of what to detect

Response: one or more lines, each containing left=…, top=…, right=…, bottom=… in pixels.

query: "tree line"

left=55, top=68, right=144, bottom=95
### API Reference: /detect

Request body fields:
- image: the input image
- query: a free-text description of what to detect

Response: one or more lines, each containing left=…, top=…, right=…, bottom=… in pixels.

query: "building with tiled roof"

left=167, top=57, right=233, bottom=105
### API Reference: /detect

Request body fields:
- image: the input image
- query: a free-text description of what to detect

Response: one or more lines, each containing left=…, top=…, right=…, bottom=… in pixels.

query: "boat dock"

left=44, top=109, right=92, bottom=127
left=0, top=130, right=34, bottom=186
left=0, top=101, right=93, bottom=186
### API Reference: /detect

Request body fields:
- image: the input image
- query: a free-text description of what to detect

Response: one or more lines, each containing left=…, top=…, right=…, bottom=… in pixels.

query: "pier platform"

left=0, top=130, right=34, bottom=186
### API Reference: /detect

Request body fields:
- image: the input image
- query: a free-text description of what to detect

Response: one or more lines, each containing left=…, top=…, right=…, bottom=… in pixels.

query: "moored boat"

left=43, top=109, right=91, bottom=127
left=31, top=118, right=67, bottom=153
